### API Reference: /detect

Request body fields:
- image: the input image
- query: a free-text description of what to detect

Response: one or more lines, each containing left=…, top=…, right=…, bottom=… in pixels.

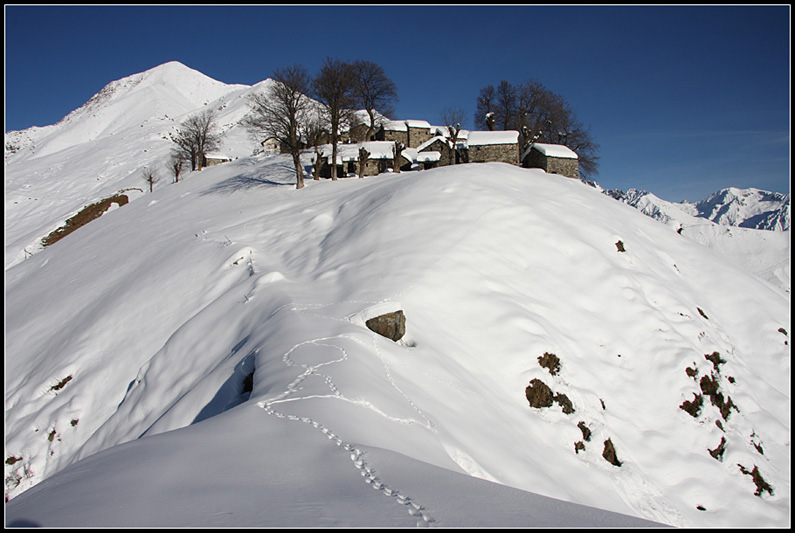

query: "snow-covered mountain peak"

left=695, top=187, right=790, bottom=230
left=4, top=61, right=250, bottom=163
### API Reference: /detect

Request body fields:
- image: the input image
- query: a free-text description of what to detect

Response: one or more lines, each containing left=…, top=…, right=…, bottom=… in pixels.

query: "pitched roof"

left=524, top=142, right=578, bottom=160
left=382, top=119, right=433, bottom=132
left=467, top=130, right=519, bottom=146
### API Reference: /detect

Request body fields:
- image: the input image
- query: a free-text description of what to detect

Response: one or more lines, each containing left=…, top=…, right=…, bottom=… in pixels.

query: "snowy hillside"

left=5, top=62, right=791, bottom=527
left=4, top=61, right=271, bottom=270
left=608, top=188, right=790, bottom=293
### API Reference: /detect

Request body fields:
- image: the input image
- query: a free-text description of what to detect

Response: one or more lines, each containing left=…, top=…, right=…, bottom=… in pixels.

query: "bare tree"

left=243, top=64, right=312, bottom=189
left=303, top=113, right=328, bottom=181
left=440, top=107, right=465, bottom=166
left=168, top=151, right=184, bottom=183
left=350, top=59, right=398, bottom=141
left=513, top=79, right=546, bottom=147
left=392, top=141, right=404, bottom=173
left=475, top=84, right=496, bottom=130
left=495, top=80, right=517, bottom=131
left=474, top=79, right=600, bottom=180
left=358, top=146, right=370, bottom=179
left=171, top=110, right=221, bottom=172
left=312, top=57, right=356, bottom=181
left=142, top=166, right=160, bottom=193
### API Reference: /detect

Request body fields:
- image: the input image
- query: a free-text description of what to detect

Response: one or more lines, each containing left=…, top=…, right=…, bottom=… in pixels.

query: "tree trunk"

left=393, top=141, right=403, bottom=174
left=358, top=147, right=370, bottom=178
left=365, top=109, right=376, bottom=141
left=293, top=152, right=304, bottom=189
left=331, top=142, right=338, bottom=181
left=313, top=148, right=322, bottom=180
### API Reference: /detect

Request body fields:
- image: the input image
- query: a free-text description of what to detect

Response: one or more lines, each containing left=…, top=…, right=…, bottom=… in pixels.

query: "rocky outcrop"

left=365, top=310, right=406, bottom=342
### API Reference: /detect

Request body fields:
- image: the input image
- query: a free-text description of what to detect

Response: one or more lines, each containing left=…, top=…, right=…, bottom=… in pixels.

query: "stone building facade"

left=375, top=120, right=408, bottom=146
left=203, top=152, right=232, bottom=167
left=404, top=120, right=434, bottom=148
left=418, top=136, right=456, bottom=166
left=317, top=141, right=396, bottom=178
left=466, top=130, right=520, bottom=165
left=375, top=119, right=434, bottom=149
left=522, top=143, right=579, bottom=179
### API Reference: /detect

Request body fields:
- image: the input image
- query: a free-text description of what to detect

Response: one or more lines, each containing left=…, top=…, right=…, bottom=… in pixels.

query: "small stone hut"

left=317, top=141, right=397, bottom=178
left=522, top=143, right=579, bottom=179
left=417, top=136, right=456, bottom=166
left=466, top=130, right=520, bottom=165
left=260, top=137, right=280, bottom=153
left=203, top=152, right=232, bottom=167
left=404, top=120, right=434, bottom=148
left=376, top=119, right=434, bottom=149
left=375, top=120, right=408, bottom=147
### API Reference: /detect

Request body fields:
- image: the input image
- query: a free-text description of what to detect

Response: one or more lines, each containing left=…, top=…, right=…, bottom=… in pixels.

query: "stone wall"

left=407, top=126, right=433, bottom=148
left=468, top=143, right=520, bottom=165
left=420, top=138, right=455, bottom=166
left=523, top=149, right=579, bottom=179
left=375, top=127, right=408, bottom=147
left=546, top=157, right=579, bottom=179
left=360, top=158, right=392, bottom=176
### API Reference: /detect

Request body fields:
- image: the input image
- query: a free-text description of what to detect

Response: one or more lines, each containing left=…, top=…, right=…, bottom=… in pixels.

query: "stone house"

left=203, top=152, right=232, bottom=167
left=404, top=120, right=434, bottom=148
left=521, top=143, right=579, bottom=179
left=417, top=135, right=457, bottom=166
left=260, top=136, right=280, bottom=153
left=375, top=119, right=434, bottom=149
left=317, top=141, right=397, bottom=178
left=375, top=120, right=408, bottom=147
left=466, top=130, right=520, bottom=165
left=415, top=150, right=441, bottom=170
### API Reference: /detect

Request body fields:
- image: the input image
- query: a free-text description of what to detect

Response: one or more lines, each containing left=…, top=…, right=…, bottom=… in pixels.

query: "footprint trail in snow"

left=256, top=310, right=436, bottom=527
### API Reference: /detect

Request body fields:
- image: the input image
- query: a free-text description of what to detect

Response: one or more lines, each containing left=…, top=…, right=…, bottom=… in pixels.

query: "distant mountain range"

left=606, top=187, right=790, bottom=232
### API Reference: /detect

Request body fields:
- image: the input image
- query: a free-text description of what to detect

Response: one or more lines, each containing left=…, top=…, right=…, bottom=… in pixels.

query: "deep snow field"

left=4, top=61, right=790, bottom=527
left=5, top=156, right=790, bottom=527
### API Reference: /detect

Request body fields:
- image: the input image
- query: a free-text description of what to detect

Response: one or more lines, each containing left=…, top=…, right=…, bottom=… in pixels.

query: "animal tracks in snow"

left=254, top=302, right=437, bottom=526
left=257, top=398, right=435, bottom=527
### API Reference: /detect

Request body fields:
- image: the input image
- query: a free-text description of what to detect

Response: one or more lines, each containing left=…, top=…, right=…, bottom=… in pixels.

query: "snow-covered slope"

left=5, top=156, right=790, bottom=527
left=5, top=62, right=790, bottom=527
left=609, top=188, right=790, bottom=292
left=4, top=61, right=271, bottom=270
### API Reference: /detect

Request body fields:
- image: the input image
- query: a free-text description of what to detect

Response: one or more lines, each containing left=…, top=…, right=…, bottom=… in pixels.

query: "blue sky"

left=4, top=5, right=790, bottom=202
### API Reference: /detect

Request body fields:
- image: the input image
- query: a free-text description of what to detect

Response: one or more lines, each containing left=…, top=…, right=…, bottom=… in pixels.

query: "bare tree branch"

left=312, top=57, right=356, bottom=181
left=242, top=64, right=312, bottom=189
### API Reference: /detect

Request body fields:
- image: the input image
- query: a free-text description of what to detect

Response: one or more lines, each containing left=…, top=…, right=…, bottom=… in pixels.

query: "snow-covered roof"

left=528, top=143, right=578, bottom=160
left=404, top=119, right=432, bottom=130
left=204, top=152, right=232, bottom=160
left=382, top=119, right=433, bottom=132
left=466, top=130, right=519, bottom=146
left=323, top=141, right=396, bottom=164
left=416, top=151, right=441, bottom=162
left=417, top=135, right=450, bottom=152
left=381, top=120, right=408, bottom=131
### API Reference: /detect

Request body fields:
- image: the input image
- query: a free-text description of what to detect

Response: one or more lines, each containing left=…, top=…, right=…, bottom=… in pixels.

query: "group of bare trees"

left=475, top=79, right=599, bottom=179
left=243, top=57, right=398, bottom=189
left=141, top=108, right=222, bottom=192
left=170, top=109, right=222, bottom=175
